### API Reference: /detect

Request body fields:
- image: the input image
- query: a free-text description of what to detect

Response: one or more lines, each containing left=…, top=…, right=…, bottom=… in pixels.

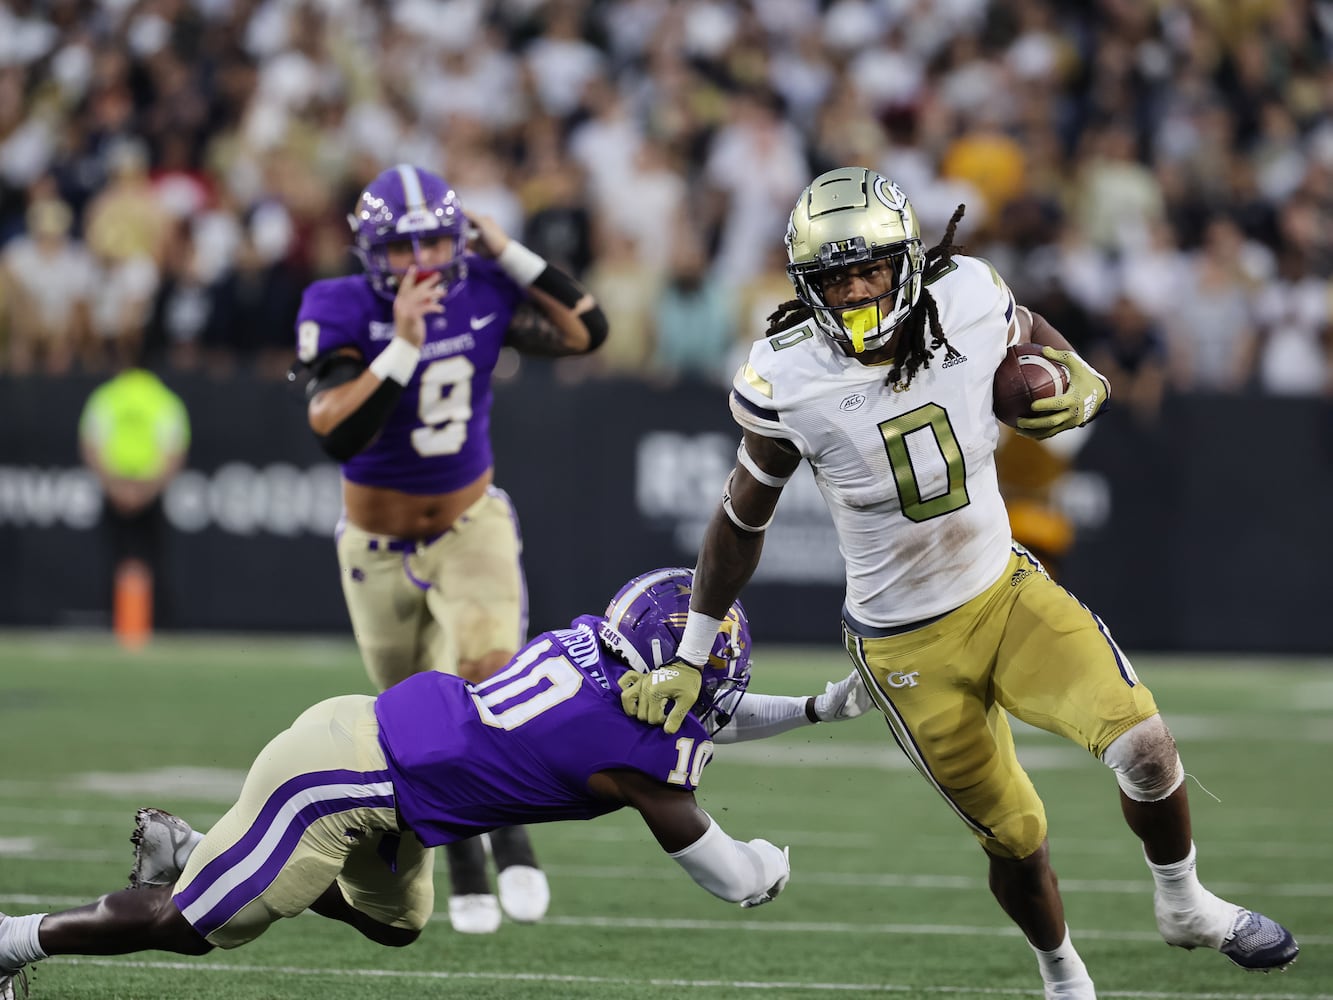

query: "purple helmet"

left=347, top=163, right=469, bottom=300
left=599, top=567, right=752, bottom=736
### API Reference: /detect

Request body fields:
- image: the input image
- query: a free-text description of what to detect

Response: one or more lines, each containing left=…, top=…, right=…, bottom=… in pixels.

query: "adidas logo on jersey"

left=941, top=345, right=968, bottom=368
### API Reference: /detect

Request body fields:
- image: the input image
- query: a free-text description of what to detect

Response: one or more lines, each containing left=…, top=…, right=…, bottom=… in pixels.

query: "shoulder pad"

left=927, top=255, right=1016, bottom=340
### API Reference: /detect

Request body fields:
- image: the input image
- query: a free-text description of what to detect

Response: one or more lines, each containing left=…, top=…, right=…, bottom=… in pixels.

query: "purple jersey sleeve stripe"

left=173, top=769, right=393, bottom=922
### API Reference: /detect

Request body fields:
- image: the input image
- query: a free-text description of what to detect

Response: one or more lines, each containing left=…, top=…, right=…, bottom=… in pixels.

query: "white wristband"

left=677, top=610, right=725, bottom=666
left=496, top=240, right=547, bottom=286
left=369, top=337, right=421, bottom=386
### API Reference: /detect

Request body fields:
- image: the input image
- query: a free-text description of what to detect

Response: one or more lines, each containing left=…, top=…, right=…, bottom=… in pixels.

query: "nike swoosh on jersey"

left=470, top=312, right=499, bottom=330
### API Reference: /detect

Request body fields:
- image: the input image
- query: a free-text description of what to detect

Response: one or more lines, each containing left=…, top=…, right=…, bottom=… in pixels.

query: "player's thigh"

left=995, top=566, right=1159, bottom=757
left=849, top=614, right=1046, bottom=860
left=417, top=490, right=526, bottom=668
left=172, top=696, right=401, bottom=948
left=338, top=830, right=435, bottom=932
left=337, top=524, right=431, bottom=688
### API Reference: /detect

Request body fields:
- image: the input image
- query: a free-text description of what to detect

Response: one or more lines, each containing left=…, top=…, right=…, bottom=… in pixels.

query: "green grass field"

left=0, top=633, right=1329, bottom=999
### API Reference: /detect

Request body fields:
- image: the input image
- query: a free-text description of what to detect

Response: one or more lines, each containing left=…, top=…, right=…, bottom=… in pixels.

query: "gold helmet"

left=785, top=167, right=925, bottom=355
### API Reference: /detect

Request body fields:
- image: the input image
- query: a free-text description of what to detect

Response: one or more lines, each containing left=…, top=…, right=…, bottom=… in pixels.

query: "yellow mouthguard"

left=841, top=306, right=879, bottom=353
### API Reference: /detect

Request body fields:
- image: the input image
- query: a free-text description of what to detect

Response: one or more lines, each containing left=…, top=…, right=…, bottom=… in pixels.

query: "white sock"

left=1145, top=841, right=1202, bottom=909
left=1029, top=926, right=1091, bottom=986
left=0, top=913, right=48, bottom=968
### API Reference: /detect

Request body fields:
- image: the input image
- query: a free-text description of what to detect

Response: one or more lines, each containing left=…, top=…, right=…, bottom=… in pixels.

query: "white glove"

left=739, top=843, right=790, bottom=908
left=811, top=669, right=874, bottom=722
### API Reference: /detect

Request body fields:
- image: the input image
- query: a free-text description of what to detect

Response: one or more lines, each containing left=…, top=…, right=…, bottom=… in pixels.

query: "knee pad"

left=1101, top=716, right=1183, bottom=802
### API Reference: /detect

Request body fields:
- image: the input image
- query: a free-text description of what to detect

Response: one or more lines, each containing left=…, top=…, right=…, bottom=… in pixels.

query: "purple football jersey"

left=375, top=615, right=714, bottom=846
left=294, top=257, right=526, bottom=494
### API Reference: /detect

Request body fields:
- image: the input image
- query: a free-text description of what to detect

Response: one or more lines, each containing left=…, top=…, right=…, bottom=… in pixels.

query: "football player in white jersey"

left=620, top=167, right=1298, bottom=998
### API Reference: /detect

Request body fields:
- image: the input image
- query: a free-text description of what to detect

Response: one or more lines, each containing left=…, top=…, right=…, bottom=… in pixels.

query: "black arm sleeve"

left=531, top=263, right=608, bottom=351
left=303, top=354, right=404, bottom=463
left=301, top=353, right=364, bottom=401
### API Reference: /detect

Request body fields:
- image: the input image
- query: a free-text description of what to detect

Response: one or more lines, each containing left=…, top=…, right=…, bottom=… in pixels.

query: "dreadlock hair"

left=764, top=204, right=968, bottom=390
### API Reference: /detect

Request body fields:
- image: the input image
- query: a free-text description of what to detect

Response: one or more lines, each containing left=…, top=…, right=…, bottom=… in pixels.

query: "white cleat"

left=0, top=910, right=29, bottom=999
left=130, top=808, right=202, bottom=889
left=447, top=894, right=501, bottom=934
left=0, top=966, right=29, bottom=1000
left=496, top=865, right=550, bottom=923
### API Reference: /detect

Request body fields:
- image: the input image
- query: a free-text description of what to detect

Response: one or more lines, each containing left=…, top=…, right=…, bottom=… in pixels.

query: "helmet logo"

left=873, top=176, right=909, bottom=212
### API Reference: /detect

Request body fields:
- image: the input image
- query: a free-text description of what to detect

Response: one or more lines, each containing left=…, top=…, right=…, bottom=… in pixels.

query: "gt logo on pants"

left=886, top=671, right=920, bottom=689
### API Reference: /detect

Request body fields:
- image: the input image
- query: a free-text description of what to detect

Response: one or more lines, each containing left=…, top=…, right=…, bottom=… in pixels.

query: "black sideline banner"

left=1, top=373, right=1329, bottom=652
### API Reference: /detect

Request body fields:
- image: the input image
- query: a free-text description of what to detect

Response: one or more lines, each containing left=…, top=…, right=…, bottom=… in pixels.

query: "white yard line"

left=51, top=958, right=1333, bottom=999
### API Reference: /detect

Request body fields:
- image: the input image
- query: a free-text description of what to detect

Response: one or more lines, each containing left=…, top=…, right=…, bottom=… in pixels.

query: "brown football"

left=993, top=345, right=1071, bottom=427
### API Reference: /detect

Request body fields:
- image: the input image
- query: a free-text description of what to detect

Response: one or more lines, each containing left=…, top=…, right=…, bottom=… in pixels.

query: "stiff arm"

left=690, top=430, right=801, bottom=621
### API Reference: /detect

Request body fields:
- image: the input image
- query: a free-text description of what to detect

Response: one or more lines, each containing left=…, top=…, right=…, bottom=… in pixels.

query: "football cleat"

left=496, top=865, right=549, bottom=923
left=1219, top=909, right=1299, bottom=972
left=129, top=808, right=202, bottom=889
left=447, top=894, right=501, bottom=934
left=0, top=966, right=28, bottom=1000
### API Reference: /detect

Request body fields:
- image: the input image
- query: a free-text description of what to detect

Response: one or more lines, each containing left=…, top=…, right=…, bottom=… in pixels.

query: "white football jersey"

left=730, top=255, right=1022, bottom=627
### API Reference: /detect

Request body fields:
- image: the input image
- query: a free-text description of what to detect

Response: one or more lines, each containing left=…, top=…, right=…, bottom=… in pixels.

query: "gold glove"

left=618, top=664, right=703, bottom=734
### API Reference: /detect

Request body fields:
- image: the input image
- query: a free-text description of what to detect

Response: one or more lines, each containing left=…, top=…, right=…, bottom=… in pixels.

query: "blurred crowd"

left=1, top=0, right=1331, bottom=416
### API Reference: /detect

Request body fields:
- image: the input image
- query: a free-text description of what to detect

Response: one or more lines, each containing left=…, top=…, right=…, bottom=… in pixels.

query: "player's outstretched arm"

left=621, top=430, right=803, bottom=733
left=596, top=770, right=790, bottom=908
left=713, top=669, right=875, bottom=745
left=467, top=212, right=608, bottom=356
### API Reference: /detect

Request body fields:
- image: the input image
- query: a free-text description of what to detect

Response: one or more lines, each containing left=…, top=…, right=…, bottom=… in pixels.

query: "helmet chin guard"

left=599, top=567, right=752, bottom=736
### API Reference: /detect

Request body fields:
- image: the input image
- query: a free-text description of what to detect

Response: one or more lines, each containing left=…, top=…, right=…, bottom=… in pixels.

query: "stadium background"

left=0, top=0, right=1330, bottom=651
left=1, top=4, right=1332, bottom=999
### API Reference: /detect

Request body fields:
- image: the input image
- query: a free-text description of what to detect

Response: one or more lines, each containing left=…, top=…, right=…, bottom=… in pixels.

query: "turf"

left=0, top=633, right=1329, bottom=999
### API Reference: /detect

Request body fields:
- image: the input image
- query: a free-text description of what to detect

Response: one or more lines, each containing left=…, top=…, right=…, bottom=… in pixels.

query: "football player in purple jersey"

left=0, top=569, right=871, bottom=996
left=292, top=164, right=608, bottom=933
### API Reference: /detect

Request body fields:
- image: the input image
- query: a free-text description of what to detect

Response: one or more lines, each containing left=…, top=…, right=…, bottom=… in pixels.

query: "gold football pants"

left=843, top=546, right=1159, bottom=860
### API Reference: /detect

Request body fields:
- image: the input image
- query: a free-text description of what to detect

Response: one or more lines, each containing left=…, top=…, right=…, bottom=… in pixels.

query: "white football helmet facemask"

left=786, top=167, right=925, bottom=355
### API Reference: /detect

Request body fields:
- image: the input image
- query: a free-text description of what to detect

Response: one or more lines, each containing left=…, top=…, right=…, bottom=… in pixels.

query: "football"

left=992, top=345, right=1070, bottom=427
